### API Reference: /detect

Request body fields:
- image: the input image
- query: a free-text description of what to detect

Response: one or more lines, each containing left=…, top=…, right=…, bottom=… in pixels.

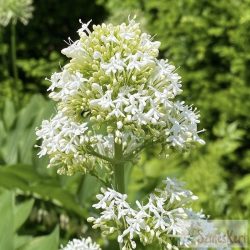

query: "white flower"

left=62, top=40, right=87, bottom=60
left=101, top=53, right=125, bottom=74
left=126, top=52, right=154, bottom=71
left=78, top=19, right=92, bottom=36
left=47, top=71, right=87, bottom=101
left=0, top=0, right=34, bottom=26
left=61, top=237, right=101, bottom=250
left=36, top=18, right=205, bottom=175
left=36, top=112, right=91, bottom=175
left=119, top=22, right=135, bottom=40
left=89, top=177, right=206, bottom=250
left=90, top=90, right=114, bottom=110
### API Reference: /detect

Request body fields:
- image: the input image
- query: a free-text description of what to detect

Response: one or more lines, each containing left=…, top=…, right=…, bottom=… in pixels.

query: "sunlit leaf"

left=0, top=189, right=14, bottom=250
left=14, top=199, right=34, bottom=231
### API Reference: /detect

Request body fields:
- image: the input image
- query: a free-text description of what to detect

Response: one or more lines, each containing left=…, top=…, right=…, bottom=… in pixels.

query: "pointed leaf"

left=14, top=199, right=34, bottom=231
left=3, top=99, right=16, bottom=129
left=20, top=226, right=59, bottom=250
left=14, top=235, right=32, bottom=249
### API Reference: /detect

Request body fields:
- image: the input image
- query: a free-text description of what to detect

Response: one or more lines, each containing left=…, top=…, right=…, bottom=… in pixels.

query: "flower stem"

left=11, top=20, right=21, bottom=104
left=113, top=142, right=125, bottom=250
left=77, top=175, right=86, bottom=204
left=118, top=242, right=123, bottom=250
left=113, top=142, right=125, bottom=194
left=0, top=28, right=7, bottom=76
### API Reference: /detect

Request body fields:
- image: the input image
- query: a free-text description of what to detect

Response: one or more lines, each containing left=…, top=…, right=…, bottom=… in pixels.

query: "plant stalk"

left=0, top=29, right=7, bottom=75
left=11, top=21, right=18, bottom=82
left=113, top=142, right=125, bottom=250
left=11, top=20, right=22, bottom=104
left=119, top=242, right=123, bottom=250
left=76, top=174, right=86, bottom=204
left=113, top=142, right=125, bottom=194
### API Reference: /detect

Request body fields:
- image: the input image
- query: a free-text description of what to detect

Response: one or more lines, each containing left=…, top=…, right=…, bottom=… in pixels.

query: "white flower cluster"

left=0, top=0, right=34, bottom=26
left=36, top=18, right=204, bottom=175
left=61, top=237, right=101, bottom=250
left=88, top=178, right=205, bottom=250
left=36, top=112, right=97, bottom=174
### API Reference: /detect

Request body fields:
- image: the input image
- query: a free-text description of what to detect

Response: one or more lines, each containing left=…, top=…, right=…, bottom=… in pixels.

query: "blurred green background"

left=0, top=0, right=249, bottom=249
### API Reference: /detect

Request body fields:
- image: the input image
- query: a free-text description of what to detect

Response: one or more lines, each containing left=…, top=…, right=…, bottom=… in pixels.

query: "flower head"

left=0, top=0, right=34, bottom=26
left=61, top=237, right=101, bottom=250
left=88, top=178, right=206, bottom=250
left=36, top=18, right=204, bottom=175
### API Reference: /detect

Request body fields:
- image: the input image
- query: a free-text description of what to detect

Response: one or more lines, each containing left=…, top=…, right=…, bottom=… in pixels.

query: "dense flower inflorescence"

left=36, top=18, right=204, bottom=175
left=0, top=0, right=34, bottom=26
left=88, top=178, right=206, bottom=250
left=61, top=237, right=101, bottom=250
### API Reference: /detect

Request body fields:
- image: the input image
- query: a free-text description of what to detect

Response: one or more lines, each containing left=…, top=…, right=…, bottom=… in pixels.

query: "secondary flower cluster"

left=0, top=0, right=34, bottom=26
left=88, top=178, right=206, bottom=250
left=61, top=237, right=101, bottom=250
left=36, top=18, right=204, bottom=175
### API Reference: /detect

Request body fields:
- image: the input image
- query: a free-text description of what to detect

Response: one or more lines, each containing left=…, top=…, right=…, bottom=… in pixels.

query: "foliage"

left=0, top=95, right=53, bottom=165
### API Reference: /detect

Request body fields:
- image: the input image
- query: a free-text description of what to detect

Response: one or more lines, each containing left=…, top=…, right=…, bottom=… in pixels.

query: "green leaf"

left=0, top=168, right=30, bottom=191
left=0, top=120, right=7, bottom=144
left=0, top=189, right=14, bottom=250
left=2, top=129, right=20, bottom=164
left=1, top=95, right=53, bottom=165
left=14, top=199, right=34, bottom=231
left=0, top=164, right=87, bottom=217
left=19, top=226, right=59, bottom=250
left=30, top=182, right=87, bottom=217
left=235, top=175, right=250, bottom=191
left=3, top=99, right=16, bottom=129
left=17, top=95, right=53, bottom=164
left=14, top=235, right=32, bottom=249
left=0, top=164, right=41, bottom=183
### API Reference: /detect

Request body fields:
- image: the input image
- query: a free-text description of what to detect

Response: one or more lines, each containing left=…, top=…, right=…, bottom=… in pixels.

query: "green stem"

left=86, top=146, right=113, bottom=163
left=11, top=20, right=22, bottom=104
left=112, top=143, right=125, bottom=250
left=0, top=29, right=7, bottom=75
left=90, top=171, right=109, bottom=187
left=11, top=21, right=18, bottom=81
left=113, top=143, right=125, bottom=250
left=113, top=142, right=125, bottom=194
left=76, top=175, right=86, bottom=204
left=118, top=242, right=123, bottom=250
